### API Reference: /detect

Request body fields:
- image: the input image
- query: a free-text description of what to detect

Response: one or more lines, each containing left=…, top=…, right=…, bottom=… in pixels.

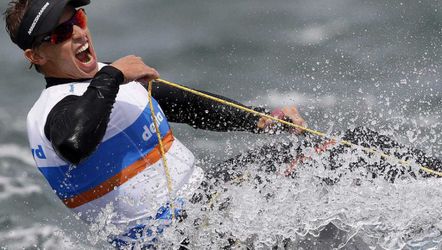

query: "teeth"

left=76, top=43, right=89, bottom=54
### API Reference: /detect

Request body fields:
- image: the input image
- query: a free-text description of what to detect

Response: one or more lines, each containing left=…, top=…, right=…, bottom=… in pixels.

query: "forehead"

left=59, top=5, right=76, bottom=24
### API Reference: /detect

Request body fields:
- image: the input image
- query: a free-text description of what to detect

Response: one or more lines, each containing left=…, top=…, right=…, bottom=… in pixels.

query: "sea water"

left=0, top=0, right=440, bottom=249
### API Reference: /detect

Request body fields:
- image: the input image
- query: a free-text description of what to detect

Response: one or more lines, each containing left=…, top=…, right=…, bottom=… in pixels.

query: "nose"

left=71, top=25, right=87, bottom=42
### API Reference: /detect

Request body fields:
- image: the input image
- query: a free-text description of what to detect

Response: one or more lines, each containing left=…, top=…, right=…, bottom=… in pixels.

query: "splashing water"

left=151, top=138, right=442, bottom=250
left=0, top=0, right=440, bottom=248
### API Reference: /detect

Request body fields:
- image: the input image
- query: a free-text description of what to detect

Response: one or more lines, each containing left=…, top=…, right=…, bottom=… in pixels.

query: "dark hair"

left=4, top=0, right=29, bottom=44
left=4, top=0, right=42, bottom=73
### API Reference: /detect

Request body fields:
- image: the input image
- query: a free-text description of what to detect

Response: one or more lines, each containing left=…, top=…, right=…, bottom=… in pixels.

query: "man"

left=3, top=0, right=305, bottom=248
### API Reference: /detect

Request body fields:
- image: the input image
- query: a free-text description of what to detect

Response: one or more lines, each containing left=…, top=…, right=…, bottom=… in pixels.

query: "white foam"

left=0, top=224, right=78, bottom=249
left=0, top=144, right=35, bottom=166
left=0, top=175, right=41, bottom=200
left=250, top=90, right=337, bottom=108
left=159, top=147, right=442, bottom=249
left=289, top=20, right=349, bottom=45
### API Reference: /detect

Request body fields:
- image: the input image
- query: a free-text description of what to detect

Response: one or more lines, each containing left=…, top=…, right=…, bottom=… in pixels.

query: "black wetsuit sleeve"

left=150, top=81, right=267, bottom=132
left=44, top=66, right=124, bottom=165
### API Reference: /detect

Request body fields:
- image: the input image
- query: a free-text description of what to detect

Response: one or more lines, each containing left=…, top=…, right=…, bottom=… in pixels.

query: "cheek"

left=54, top=45, right=75, bottom=64
left=42, top=44, right=72, bottom=62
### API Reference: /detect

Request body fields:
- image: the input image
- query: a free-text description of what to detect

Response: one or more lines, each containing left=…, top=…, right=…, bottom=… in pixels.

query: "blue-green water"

left=0, top=0, right=440, bottom=249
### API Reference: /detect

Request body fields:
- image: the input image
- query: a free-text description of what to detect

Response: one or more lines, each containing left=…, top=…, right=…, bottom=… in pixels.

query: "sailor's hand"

left=111, top=55, right=160, bottom=84
left=257, top=106, right=306, bottom=135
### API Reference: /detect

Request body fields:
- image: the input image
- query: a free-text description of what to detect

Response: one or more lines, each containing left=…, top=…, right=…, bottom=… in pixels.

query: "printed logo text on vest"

left=142, top=112, right=165, bottom=141
left=32, top=145, right=47, bottom=159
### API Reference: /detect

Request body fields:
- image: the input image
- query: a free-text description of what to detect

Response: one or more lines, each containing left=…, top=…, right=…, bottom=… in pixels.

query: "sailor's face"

left=35, top=6, right=98, bottom=78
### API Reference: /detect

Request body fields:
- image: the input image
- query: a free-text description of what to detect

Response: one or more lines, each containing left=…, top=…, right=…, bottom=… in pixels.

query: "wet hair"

left=4, top=0, right=42, bottom=73
left=3, top=0, right=29, bottom=45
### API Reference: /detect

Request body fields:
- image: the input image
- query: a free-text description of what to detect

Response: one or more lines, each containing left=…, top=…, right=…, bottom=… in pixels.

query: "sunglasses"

left=39, top=8, right=87, bottom=45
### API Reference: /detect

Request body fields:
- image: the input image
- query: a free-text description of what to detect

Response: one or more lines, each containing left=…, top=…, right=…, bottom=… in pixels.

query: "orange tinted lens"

left=48, top=9, right=87, bottom=44
left=75, top=9, right=87, bottom=29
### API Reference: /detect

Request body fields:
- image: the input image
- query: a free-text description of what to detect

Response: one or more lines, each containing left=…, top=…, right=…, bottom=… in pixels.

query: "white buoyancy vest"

left=26, top=69, right=201, bottom=230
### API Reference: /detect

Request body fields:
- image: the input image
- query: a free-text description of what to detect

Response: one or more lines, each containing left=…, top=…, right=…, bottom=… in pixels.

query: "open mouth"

left=75, top=43, right=93, bottom=64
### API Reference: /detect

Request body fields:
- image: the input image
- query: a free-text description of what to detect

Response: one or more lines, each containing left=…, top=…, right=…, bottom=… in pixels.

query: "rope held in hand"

left=147, top=80, right=175, bottom=220
left=146, top=77, right=442, bottom=222
left=153, top=78, right=442, bottom=177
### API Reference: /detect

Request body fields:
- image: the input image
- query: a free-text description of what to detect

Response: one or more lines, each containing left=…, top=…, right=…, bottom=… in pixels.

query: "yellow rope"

left=155, top=78, right=442, bottom=177
left=147, top=80, right=175, bottom=220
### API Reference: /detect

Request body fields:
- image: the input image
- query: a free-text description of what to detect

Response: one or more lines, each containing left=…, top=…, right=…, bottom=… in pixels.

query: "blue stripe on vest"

left=38, top=99, right=170, bottom=199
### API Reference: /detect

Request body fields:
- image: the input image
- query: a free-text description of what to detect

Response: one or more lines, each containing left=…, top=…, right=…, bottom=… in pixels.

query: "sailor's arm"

left=150, top=82, right=305, bottom=134
left=45, top=56, right=158, bottom=165
left=44, top=66, right=123, bottom=165
left=257, top=106, right=305, bottom=135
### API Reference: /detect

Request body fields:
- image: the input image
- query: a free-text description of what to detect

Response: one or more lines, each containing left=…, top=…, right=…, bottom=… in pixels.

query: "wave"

left=0, top=224, right=79, bottom=250
left=0, top=175, right=41, bottom=201
left=157, top=141, right=442, bottom=249
left=0, top=144, right=35, bottom=166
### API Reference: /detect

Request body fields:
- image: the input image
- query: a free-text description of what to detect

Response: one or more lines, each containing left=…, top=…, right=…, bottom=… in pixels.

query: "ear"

left=24, top=48, right=47, bottom=66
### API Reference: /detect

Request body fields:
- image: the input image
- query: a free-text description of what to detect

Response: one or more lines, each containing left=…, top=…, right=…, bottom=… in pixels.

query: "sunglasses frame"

left=36, top=8, right=87, bottom=46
